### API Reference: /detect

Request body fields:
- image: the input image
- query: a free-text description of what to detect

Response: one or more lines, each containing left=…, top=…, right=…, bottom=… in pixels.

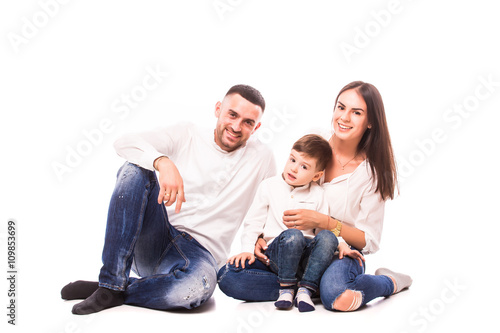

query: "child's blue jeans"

left=265, top=228, right=338, bottom=292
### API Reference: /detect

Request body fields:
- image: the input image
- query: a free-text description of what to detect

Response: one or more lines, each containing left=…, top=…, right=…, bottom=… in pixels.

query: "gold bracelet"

left=330, top=217, right=342, bottom=237
left=154, top=156, right=168, bottom=170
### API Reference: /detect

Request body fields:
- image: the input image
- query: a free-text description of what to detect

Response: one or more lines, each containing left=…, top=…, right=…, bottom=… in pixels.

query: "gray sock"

left=274, top=288, right=294, bottom=309
left=375, top=268, right=412, bottom=294
left=296, top=287, right=315, bottom=312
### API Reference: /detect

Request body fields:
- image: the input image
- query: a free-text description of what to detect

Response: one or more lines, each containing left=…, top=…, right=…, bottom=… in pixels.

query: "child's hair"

left=292, top=134, right=333, bottom=171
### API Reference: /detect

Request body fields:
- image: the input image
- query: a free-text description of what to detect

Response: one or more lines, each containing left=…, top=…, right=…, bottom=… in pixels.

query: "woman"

left=217, top=81, right=412, bottom=311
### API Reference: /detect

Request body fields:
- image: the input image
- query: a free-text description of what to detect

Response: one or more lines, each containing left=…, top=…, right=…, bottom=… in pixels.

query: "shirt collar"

left=280, top=173, right=313, bottom=192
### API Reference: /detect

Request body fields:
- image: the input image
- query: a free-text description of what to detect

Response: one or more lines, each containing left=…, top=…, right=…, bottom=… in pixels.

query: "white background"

left=1, top=1, right=499, bottom=332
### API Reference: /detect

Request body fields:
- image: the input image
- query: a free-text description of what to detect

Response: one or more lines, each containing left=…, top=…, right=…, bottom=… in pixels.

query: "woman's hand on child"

left=227, top=252, right=255, bottom=269
left=282, top=209, right=322, bottom=230
left=338, top=242, right=365, bottom=267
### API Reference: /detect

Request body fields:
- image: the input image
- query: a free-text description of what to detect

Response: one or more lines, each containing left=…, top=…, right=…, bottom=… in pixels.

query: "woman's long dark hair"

left=334, top=81, right=398, bottom=200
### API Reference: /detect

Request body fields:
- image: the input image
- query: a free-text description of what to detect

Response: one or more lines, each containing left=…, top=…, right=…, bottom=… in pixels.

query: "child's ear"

left=312, top=170, right=324, bottom=182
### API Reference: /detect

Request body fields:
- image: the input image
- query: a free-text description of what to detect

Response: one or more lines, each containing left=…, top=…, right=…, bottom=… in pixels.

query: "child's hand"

left=254, top=238, right=269, bottom=265
left=338, top=242, right=365, bottom=267
left=227, top=252, right=255, bottom=269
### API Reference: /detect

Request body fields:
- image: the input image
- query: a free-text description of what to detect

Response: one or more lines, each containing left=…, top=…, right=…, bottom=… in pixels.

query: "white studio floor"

left=40, top=255, right=490, bottom=333
left=55, top=285, right=414, bottom=333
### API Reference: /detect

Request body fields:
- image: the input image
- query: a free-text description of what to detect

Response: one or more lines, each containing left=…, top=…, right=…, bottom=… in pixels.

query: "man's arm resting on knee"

left=154, top=156, right=185, bottom=213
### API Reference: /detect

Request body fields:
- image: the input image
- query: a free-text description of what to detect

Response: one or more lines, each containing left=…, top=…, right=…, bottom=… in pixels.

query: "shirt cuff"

left=141, top=152, right=165, bottom=171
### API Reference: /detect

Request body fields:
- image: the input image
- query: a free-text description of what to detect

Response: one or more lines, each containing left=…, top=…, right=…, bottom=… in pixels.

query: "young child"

left=228, top=134, right=342, bottom=312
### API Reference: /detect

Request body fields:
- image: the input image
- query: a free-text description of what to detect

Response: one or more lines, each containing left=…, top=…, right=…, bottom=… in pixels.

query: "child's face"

left=283, top=149, right=324, bottom=187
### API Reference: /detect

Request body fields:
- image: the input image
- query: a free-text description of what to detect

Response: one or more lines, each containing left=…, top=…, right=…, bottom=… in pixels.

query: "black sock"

left=72, top=287, right=125, bottom=315
left=61, top=281, right=99, bottom=300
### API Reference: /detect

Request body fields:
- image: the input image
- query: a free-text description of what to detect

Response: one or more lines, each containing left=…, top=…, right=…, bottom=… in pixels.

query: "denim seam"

left=115, top=180, right=150, bottom=289
left=150, top=204, right=176, bottom=273
left=278, top=277, right=297, bottom=285
left=171, top=234, right=190, bottom=271
left=151, top=239, right=175, bottom=274
left=300, top=239, right=315, bottom=286
left=267, top=259, right=278, bottom=276
left=298, top=281, right=318, bottom=293
left=240, top=269, right=278, bottom=276
left=99, top=282, right=126, bottom=292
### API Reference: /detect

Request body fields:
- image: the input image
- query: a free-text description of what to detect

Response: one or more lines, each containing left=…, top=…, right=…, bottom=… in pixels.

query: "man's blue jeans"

left=98, top=162, right=218, bottom=310
left=265, top=229, right=337, bottom=292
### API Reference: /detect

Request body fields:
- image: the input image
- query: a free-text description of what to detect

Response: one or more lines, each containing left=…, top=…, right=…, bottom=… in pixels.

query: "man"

left=61, top=85, right=276, bottom=314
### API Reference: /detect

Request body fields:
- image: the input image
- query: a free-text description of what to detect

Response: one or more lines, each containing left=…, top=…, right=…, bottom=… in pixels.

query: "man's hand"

left=155, top=157, right=186, bottom=213
left=227, top=252, right=255, bottom=269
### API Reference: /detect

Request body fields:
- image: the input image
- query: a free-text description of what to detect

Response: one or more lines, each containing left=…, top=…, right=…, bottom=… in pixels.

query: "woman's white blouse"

left=321, top=159, right=385, bottom=255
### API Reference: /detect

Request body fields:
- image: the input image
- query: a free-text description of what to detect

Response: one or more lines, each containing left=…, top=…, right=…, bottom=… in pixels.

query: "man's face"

left=214, top=93, right=262, bottom=152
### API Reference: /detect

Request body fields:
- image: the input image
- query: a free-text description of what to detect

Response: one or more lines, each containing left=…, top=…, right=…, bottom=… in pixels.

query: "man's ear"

left=215, top=101, right=222, bottom=117
left=252, top=122, right=262, bottom=134
left=312, top=170, right=324, bottom=182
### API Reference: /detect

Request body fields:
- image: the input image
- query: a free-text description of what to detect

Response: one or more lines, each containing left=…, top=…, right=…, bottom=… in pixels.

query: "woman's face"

left=332, top=89, right=370, bottom=142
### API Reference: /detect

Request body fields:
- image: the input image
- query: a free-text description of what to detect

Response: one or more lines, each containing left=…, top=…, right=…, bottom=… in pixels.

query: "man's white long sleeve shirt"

left=113, top=122, right=276, bottom=267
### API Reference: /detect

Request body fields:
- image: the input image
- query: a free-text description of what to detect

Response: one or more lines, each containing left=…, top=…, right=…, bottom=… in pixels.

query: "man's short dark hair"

left=225, top=84, right=266, bottom=113
left=292, top=134, right=333, bottom=171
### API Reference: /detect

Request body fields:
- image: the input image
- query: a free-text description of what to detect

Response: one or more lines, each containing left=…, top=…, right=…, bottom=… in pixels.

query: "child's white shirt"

left=240, top=175, right=330, bottom=253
